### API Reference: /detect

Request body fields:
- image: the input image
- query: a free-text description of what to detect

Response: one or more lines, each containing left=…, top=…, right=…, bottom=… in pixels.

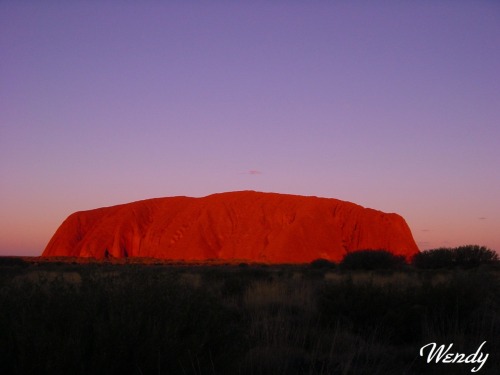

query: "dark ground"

left=1, top=257, right=499, bottom=374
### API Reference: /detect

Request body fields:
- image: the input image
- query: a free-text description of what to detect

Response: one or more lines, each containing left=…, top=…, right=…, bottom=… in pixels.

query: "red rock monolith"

left=42, top=191, right=419, bottom=262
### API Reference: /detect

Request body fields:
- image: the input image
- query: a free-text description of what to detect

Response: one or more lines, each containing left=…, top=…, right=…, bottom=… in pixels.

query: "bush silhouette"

left=412, top=245, right=498, bottom=269
left=454, top=245, right=499, bottom=268
left=310, top=258, right=336, bottom=269
left=412, top=247, right=455, bottom=269
left=340, top=249, right=405, bottom=270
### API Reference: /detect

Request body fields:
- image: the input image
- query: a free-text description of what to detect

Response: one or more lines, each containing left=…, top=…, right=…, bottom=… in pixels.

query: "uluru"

left=42, top=191, right=419, bottom=263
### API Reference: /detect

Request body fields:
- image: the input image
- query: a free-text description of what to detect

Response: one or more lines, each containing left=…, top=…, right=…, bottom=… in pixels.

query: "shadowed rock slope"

left=42, top=191, right=419, bottom=263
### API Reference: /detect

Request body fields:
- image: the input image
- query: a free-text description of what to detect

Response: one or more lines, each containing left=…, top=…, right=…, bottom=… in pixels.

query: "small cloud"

left=478, top=217, right=487, bottom=220
left=248, top=170, right=263, bottom=175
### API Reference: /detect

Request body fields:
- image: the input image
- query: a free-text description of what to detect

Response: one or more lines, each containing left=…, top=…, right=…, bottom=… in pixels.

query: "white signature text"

left=420, top=341, right=488, bottom=372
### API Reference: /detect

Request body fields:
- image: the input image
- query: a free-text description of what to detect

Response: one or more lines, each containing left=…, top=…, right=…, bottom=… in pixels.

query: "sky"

left=1, top=1, right=499, bottom=256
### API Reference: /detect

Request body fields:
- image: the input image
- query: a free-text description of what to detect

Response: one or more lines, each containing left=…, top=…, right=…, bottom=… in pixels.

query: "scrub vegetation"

left=1, top=246, right=499, bottom=375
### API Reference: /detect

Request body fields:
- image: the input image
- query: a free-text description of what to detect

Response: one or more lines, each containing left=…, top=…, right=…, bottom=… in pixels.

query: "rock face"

left=42, top=191, right=419, bottom=263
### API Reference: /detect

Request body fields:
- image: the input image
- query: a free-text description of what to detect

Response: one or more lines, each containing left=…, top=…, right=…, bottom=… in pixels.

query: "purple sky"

left=1, top=1, right=499, bottom=256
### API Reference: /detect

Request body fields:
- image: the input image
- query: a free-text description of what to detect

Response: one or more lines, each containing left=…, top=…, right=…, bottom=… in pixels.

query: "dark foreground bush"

left=412, top=248, right=455, bottom=269
left=454, top=245, right=499, bottom=267
left=413, top=245, right=498, bottom=269
left=340, top=249, right=405, bottom=270
left=310, top=258, right=336, bottom=269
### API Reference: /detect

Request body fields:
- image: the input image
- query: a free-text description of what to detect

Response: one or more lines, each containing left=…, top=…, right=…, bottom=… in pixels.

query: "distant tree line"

left=310, top=245, right=499, bottom=271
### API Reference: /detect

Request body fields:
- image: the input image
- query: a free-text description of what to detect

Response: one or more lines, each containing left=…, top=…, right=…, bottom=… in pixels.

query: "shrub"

left=412, top=245, right=498, bottom=269
left=340, top=249, right=405, bottom=270
left=454, top=245, right=499, bottom=268
left=310, top=258, right=336, bottom=269
left=412, top=247, right=455, bottom=269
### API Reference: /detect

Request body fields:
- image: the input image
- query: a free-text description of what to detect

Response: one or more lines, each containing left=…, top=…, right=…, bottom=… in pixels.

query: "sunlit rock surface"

left=42, top=191, right=419, bottom=262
